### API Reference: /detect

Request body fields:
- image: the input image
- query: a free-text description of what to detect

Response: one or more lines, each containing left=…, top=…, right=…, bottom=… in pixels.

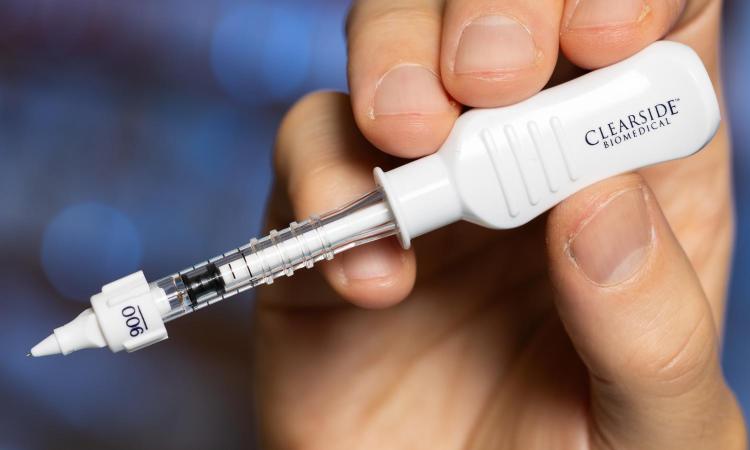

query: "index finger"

left=347, top=0, right=461, bottom=158
left=272, top=91, right=417, bottom=309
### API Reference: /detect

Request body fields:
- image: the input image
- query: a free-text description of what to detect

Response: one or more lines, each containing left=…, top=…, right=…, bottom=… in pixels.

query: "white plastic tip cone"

left=30, top=333, right=62, bottom=357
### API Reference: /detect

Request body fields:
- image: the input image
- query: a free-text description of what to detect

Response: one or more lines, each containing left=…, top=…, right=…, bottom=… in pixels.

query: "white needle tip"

left=29, top=333, right=62, bottom=357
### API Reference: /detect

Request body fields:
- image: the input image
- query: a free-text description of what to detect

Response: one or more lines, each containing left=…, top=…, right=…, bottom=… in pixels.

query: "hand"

left=253, top=0, right=746, bottom=448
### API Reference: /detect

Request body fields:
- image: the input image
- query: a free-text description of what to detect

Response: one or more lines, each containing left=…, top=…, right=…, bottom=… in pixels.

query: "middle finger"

left=347, top=0, right=461, bottom=158
left=440, top=0, right=564, bottom=107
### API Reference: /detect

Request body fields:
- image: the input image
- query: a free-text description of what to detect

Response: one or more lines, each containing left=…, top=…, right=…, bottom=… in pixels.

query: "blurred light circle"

left=42, top=202, right=142, bottom=302
left=210, top=4, right=312, bottom=103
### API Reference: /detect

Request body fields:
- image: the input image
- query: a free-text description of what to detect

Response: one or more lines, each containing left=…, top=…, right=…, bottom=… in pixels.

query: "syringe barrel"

left=154, top=188, right=396, bottom=322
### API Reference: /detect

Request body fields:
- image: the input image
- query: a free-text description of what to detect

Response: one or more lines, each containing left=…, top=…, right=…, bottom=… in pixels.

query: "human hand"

left=253, top=0, right=746, bottom=448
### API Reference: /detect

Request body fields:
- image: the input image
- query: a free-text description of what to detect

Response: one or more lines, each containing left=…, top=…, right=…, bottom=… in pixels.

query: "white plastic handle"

left=376, top=41, right=720, bottom=248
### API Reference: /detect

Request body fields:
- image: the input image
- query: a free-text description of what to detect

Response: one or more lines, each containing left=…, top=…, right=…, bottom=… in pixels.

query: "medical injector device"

left=29, top=41, right=720, bottom=357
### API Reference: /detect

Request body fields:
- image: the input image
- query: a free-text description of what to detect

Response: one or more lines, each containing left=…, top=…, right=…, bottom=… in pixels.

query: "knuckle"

left=347, top=3, right=441, bottom=45
left=627, top=312, right=717, bottom=395
left=273, top=91, right=347, bottom=174
left=288, top=160, right=343, bottom=205
left=277, top=90, right=343, bottom=141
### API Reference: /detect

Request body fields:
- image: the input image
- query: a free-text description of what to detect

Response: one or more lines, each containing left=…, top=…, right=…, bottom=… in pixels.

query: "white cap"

left=30, top=308, right=106, bottom=356
left=29, top=271, right=170, bottom=356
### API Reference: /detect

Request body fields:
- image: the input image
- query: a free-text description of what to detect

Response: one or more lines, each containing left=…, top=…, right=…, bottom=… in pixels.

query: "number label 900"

left=121, top=305, right=148, bottom=337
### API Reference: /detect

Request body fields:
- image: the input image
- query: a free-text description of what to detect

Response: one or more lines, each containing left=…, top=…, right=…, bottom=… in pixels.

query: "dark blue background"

left=0, top=1, right=747, bottom=448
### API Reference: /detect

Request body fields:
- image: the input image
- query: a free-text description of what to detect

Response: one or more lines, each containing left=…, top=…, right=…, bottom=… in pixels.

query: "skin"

left=253, top=0, right=747, bottom=448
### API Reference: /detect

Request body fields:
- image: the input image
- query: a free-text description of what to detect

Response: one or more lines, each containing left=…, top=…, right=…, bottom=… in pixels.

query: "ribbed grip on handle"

left=377, top=41, right=720, bottom=240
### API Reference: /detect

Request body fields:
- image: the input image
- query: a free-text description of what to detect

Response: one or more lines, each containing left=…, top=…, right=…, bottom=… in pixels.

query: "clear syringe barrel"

left=152, top=189, right=396, bottom=322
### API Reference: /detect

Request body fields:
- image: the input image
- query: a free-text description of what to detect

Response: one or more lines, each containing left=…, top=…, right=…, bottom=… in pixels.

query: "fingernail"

left=340, top=240, right=403, bottom=282
left=567, top=0, right=648, bottom=29
left=371, top=64, right=453, bottom=117
left=454, top=15, right=537, bottom=75
left=568, top=187, right=653, bottom=285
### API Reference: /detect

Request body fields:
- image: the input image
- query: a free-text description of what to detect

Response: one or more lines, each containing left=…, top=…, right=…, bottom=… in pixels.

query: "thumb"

left=546, top=174, right=745, bottom=449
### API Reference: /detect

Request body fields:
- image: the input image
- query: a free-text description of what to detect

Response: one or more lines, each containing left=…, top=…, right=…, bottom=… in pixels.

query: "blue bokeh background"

left=0, top=1, right=747, bottom=448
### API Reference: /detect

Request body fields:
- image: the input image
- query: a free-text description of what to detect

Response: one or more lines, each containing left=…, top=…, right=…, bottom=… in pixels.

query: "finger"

left=560, top=0, right=687, bottom=69
left=272, top=91, right=416, bottom=308
left=439, top=0, right=563, bottom=107
left=347, top=0, right=460, bottom=158
left=546, top=174, right=744, bottom=448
